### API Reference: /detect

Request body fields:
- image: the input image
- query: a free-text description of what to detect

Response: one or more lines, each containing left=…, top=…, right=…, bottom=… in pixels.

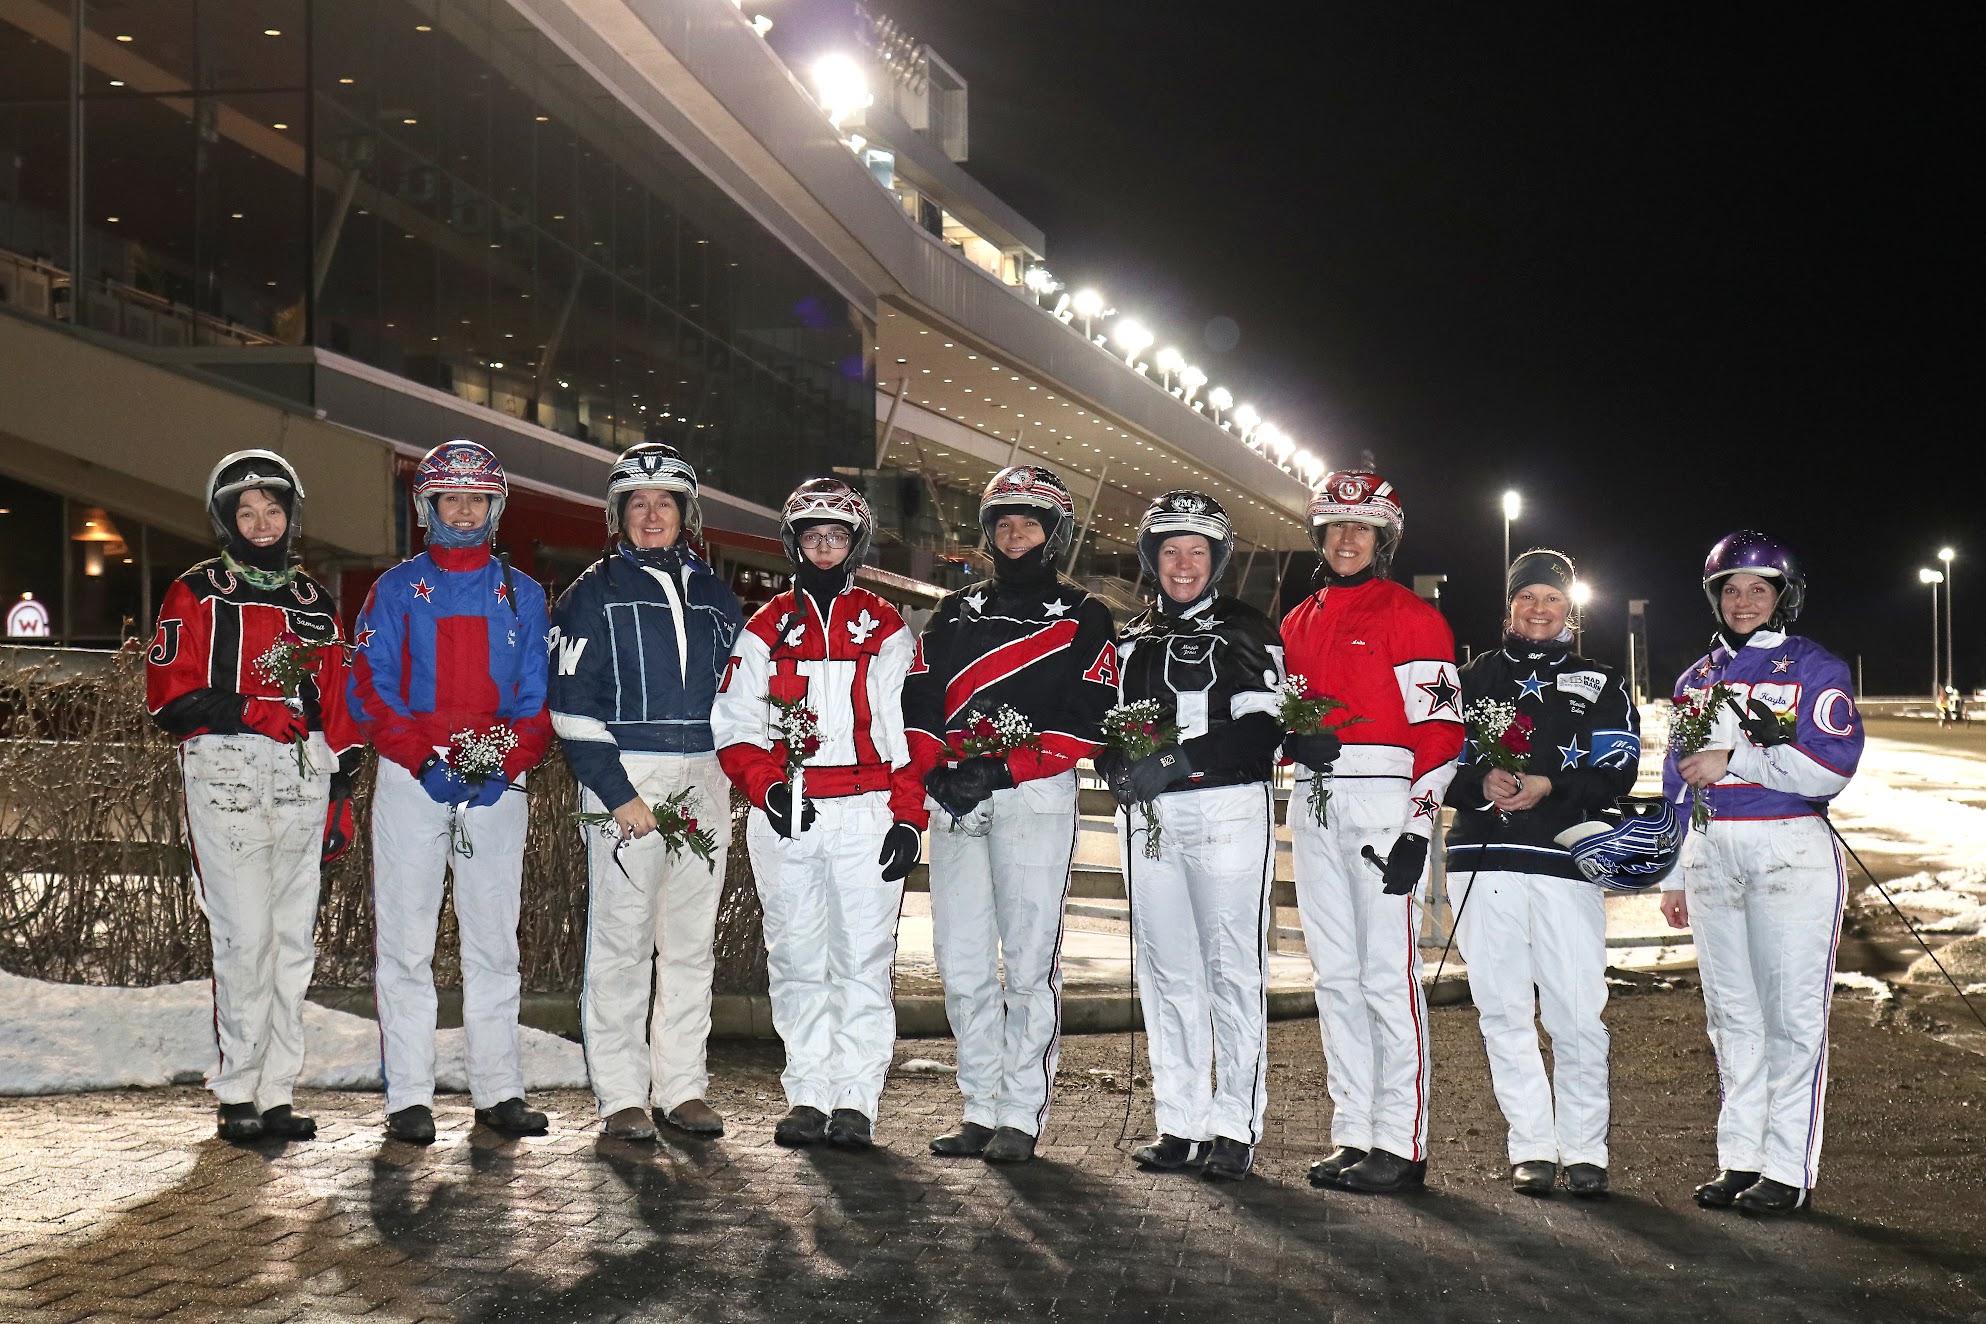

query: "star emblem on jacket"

left=964, top=590, right=987, bottom=615
left=1558, top=737, right=1583, bottom=769
left=1411, top=791, right=1440, bottom=821
left=1515, top=671, right=1548, bottom=701
left=413, top=578, right=434, bottom=603
left=1417, top=673, right=1461, bottom=717
left=495, top=580, right=511, bottom=605
left=1771, top=654, right=1795, bottom=674
left=1697, top=661, right=1716, bottom=679
left=847, top=608, right=880, bottom=645
left=353, top=625, right=376, bottom=650
left=1043, top=597, right=1070, bottom=617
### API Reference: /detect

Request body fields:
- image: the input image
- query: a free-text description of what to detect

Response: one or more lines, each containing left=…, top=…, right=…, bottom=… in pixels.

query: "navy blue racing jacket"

left=547, top=544, right=744, bottom=811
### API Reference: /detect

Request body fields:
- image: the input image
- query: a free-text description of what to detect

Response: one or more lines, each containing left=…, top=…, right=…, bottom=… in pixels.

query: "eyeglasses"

left=798, top=530, right=852, bottom=550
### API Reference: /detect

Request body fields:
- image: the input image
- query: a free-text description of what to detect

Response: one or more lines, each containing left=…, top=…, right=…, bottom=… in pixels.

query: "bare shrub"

left=0, top=649, right=768, bottom=996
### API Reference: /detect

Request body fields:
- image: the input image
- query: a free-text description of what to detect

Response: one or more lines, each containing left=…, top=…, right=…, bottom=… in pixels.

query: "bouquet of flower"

left=937, top=702, right=1044, bottom=834
left=251, top=631, right=329, bottom=777
left=576, top=786, right=720, bottom=876
left=1277, top=675, right=1368, bottom=826
left=444, top=724, right=517, bottom=856
left=1669, top=682, right=1739, bottom=830
left=1462, top=698, right=1536, bottom=823
left=1100, top=699, right=1182, bottom=860
left=770, top=693, right=822, bottom=834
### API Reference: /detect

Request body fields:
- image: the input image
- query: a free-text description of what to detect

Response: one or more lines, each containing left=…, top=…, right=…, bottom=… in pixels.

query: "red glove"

left=322, top=771, right=355, bottom=864
left=241, top=697, right=308, bottom=744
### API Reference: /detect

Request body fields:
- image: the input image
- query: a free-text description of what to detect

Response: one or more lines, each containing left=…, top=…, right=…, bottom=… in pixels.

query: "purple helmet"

left=1702, top=529, right=1804, bottom=627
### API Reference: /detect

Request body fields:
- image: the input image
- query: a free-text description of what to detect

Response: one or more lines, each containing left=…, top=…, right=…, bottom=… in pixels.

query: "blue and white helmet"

left=1553, top=796, right=1682, bottom=892
left=605, top=443, right=700, bottom=542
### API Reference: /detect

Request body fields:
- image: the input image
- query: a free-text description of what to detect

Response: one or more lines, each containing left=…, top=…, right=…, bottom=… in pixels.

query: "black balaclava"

left=223, top=487, right=296, bottom=574
left=985, top=505, right=1059, bottom=589
left=791, top=518, right=857, bottom=604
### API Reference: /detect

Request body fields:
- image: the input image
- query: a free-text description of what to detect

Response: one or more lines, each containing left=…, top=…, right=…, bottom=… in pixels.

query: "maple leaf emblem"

left=846, top=609, right=880, bottom=645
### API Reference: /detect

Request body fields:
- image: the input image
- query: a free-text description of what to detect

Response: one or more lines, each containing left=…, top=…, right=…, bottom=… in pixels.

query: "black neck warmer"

left=224, top=532, right=291, bottom=573
left=1503, top=632, right=1570, bottom=663
left=992, top=544, right=1057, bottom=588
left=1159, top=588, right=1216, bottom=618
left=1312, top=562, right=1376, bottom=591
left=622, top=541, right=684, bottom=574
left=1714, top=625, right=1766, bottom=655
left=794, top=559, right=854, bottom=604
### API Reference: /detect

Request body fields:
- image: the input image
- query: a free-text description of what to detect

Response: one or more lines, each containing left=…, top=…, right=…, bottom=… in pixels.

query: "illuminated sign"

left=6, top=593, right=51, bottom=638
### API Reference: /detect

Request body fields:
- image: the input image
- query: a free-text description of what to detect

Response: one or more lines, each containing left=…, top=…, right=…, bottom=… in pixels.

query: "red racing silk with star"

left=709, top=583, right=926, bottom=826
left=345, top=544, right=551, bottom=778
left=1280, top=575, right=1464, bottom=833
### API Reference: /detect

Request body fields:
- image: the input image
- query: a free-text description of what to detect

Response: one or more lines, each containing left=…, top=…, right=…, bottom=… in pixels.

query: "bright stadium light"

left=1155, top=346, right=1185, bottom=389
left=1207, top=386, right=1233, bottom=422
left=811, top=54, right=872, bottom=128
left=1112, top=318, right=1154, bottom=363
left=1071, top=287, right=1105, bottom=338
left=1234, top=403, right=1260, bottom=437
left=1024, top=266, right=1059, bottom=296
left=1179, top=364, right=1207, bottom=403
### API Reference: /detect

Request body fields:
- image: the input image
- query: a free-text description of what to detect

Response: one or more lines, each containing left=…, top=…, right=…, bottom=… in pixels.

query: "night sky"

left=867, top=2, right=1980, bottom=695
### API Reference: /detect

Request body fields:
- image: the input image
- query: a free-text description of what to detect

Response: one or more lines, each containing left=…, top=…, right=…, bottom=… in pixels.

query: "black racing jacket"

left=903, top=568, right=1118, bottom=784
left=1116, top=594, right=1285, bottom=791
left=1445, top=639, right=1640, bottom=880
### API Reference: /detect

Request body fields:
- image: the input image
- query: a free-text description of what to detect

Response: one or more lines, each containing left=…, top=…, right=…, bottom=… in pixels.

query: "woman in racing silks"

left=1445, top=549, right=1640, bottom=1198
left=902, top=465, right=1117, bottom=1164
left=1660, top=530, right=1863, bottom=1215
left=711, top=479, right=925, bottom=1150
left=549, top=444, right=743, bottom=1141
left=348, top=441, right=553, bottom=1144
left=1281, top=470, right=1463, bottom=1195
left=1097, top=491, right=1285, bottom=1181
left=147, top=449, right=361, bottom=1143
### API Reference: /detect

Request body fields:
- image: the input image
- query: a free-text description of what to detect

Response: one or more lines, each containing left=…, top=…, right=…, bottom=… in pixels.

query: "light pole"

left=1920, top=567, right=1945, bottom=701
left=1939, top=547, right=1956, bottom=694
left=1570, top=580, right=1592, bottom=650
left=1501, top=490, right=1521, bottom=576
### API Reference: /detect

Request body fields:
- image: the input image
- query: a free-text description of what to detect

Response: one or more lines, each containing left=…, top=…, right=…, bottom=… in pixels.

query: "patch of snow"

left=894, top=1057, right=956, bottom=1074
left=0, top=971, right=587, bottom=1097
left=1832, top=971, right=1896, bottom=1006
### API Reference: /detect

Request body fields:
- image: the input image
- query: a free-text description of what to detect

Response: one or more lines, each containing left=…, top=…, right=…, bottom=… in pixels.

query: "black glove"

left=764, top=783, right=817, bottom=839
left=1284, top=731, right=1342, bottom=774
left=1737, top=697, right=1793, bottom=748
left=1125, top=745, right=1193, bottom=803
left=322, top=771, right=355, bottom=865
left=878, top=822, right=922, bottom=882
left=1093, top=747, right=1137, bottom=807
left=1380, top=832, right=1429, bottom=896
left=924, top=757, right=1014, bottom=818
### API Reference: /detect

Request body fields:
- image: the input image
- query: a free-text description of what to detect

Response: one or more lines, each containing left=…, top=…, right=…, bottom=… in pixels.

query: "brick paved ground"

left=3, top=986, right=1983, bottom=1324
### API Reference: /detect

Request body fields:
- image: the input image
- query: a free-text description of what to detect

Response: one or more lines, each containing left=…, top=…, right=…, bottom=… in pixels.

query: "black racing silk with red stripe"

left=903, top=572, right=1117, bottom=784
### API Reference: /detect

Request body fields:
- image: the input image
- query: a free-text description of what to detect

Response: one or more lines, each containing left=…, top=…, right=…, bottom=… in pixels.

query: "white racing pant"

left=748, top=791, right=900, bottom=1118
left=1448, top=868, right=1609, bottom=1167
left=1291, top=780, right=1432, bottom=1161
left=928, top=771, right=1079, bottom=1137
left=181, top=732, right=330, bottom=1112
left=1682, top=815, right=1846, bottom=1189
left=1121, top=782, right=1275, bottom=1145
left=580, top=753, right=729, bottom=1117
left=371, top=757, right=530, bottom=1112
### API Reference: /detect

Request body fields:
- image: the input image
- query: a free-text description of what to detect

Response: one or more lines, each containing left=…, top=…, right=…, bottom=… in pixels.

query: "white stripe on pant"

left=928, top=771, right=1079, bottom=1137
left=181, top=732, right=329, bottom=1112
left=748, top=792, right=901, bottom=1118
left=1121, top=782, right=1275, bottom=1145
left=1290, top=780, right=1431, bottom=1161
left=1682, top=815, right=1845, bottom=1189
left=1447, top=867, right=1609, bottom=1166
left=579, top=752, right=729, bottom=1117
left=371, top=757, right=530, bottom=1112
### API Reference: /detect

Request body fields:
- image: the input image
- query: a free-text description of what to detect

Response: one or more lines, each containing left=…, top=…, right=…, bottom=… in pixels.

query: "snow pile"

left=1865, top=865, right=1986, bottom=935
left=1832, top=971, right=1896, bottom=1006
left=0, top=971, right=587, bottom=1096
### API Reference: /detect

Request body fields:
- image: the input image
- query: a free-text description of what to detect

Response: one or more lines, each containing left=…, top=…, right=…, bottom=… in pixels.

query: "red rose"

left=1501, top=715, right=1534, bottom=755
left=802, top=737, right=821, bottom=756
left=684, top=818, right=698, bottom=833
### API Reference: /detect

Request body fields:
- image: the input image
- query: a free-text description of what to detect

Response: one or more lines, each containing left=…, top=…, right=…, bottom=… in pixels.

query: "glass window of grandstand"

left=2, top=1, right=875, bottom=518
left=0, top=475, right=208, bottom=648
